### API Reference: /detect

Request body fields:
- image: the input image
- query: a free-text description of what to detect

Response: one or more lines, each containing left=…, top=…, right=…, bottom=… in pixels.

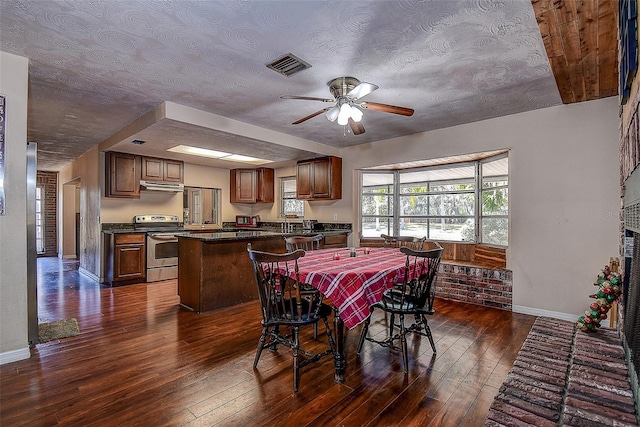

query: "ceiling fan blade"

left=360, top=101, right=414, bottom=116
left=280, top=95, right=334, bottom=102
left=348, top=118, right=365, bottom=135
left=347, top=82, right=378, bottom=100
left=292, top=108, right=330, bottom=125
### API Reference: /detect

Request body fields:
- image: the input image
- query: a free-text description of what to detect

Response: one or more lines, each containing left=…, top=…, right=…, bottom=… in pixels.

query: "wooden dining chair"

left=381, top=234, right=426, bottom=250
left=357, top=243, right=443, bottom=373
left=247, top=243, right=336, bottom=392
left=284, top=234, right=325, bottom=338
left=284, top=234, right=324, bottom=252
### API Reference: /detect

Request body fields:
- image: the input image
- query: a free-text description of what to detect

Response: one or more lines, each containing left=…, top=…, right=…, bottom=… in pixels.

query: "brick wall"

left=36, top=171, right=57, bottom=257
left=436, top=263, right=512, bottom=310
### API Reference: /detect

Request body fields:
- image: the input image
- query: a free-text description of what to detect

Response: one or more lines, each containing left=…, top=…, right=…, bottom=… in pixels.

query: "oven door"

left=146, top=233, right=179, bottom=282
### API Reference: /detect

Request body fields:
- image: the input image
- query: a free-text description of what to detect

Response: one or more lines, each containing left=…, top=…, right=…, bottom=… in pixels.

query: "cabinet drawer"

left=114, top=233, right=146, bottom=245
left=323, top=233, right=347, bottom=248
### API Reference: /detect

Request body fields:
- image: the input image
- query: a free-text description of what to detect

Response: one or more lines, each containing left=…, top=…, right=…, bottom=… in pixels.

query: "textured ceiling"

left=0, top=0, right=611, bottom=171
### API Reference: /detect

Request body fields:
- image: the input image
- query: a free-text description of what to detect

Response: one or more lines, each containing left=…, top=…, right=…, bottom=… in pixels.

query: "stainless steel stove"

left=134, top=215, right=183, bottom=282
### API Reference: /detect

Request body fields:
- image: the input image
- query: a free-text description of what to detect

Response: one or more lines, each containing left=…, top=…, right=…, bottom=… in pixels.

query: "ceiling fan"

left=280, top=77, right=414, bottom=135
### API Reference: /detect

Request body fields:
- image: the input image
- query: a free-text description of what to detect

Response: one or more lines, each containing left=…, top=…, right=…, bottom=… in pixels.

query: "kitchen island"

left=177, top=231, right=285, bottom=313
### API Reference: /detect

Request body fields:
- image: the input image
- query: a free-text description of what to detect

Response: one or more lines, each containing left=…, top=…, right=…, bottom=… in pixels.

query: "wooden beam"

left=531, top=0, right=618, bottom=104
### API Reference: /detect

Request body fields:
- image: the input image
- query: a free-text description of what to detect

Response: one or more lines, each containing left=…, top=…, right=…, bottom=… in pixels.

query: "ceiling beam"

left=532, top=0, right=619, bottom=104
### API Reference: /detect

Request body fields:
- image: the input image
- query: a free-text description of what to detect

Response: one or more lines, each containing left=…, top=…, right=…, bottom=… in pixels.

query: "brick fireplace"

left=622, top=167, right=640, bottom=415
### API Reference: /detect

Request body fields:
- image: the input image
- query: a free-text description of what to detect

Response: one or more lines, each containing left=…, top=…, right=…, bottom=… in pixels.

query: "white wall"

left=0, top=52, right=30, bottom=363
left=337, top=97, right=620, bottom=319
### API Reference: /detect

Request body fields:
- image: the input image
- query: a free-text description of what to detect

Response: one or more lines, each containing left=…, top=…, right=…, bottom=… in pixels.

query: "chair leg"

left=421, top=314, right=437, bottom=353
left=357, top=310, right=373, bottom=353
left=292, top=327, right=300, bottom=392
left=313, top=323, right=318, bottom=340
left=399, top=314, right=409, bottom=373
left=322, top=317, right=337, bottom=354
left=254, top=326, right=268, bottom=369
left=389, top=313, right=396, bottom=338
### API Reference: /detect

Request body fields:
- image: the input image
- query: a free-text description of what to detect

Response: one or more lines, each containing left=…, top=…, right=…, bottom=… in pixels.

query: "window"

left=280, top=177, right=304, bottom=217
left=620, top=0, right=638, bottom=105
left=480, top=156, right=509, bottom=246
left=36, top=186, right=44, bottom=253
left=361, top=153, right=508, bottom=246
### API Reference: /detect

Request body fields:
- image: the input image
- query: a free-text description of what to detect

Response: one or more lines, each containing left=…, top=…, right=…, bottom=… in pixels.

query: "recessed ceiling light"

left=167, top=145, right=271, bottom=165
left=131, top=139, right=146, bottom=145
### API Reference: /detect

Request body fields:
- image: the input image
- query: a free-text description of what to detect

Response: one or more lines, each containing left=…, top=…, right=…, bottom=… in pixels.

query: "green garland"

left=576, top=265, right=622, bottom=332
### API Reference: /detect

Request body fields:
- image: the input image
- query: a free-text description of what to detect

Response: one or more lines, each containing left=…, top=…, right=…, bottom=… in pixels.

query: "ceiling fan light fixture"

left=326, top=106, right=340, bottom=122
left=350, top=106, right=363, bottom=122
left=338, top=103, right=351, bottom=125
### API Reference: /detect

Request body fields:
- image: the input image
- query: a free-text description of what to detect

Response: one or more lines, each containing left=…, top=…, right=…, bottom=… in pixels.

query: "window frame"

left=35, top=185, right=44, bottom=254
left=360, top=153, right=508, bottom=246
left=280, top=176, right=304, bottom=217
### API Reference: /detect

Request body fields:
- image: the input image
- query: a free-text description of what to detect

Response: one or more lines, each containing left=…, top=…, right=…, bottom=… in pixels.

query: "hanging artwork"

left=0, top=94, right=5, bottom=215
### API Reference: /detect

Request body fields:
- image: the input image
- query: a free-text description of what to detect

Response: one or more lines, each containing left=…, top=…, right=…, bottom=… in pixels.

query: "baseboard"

left=0, top=347, right=31, bottom=365
left=62, top=254, right=77, bottom=259
left=512, top=305, right=578, bottom=322
left=79, top=267, right=100, bottom=282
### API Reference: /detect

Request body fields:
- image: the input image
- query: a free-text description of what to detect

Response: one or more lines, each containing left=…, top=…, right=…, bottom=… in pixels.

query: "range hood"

left=140, top=180, right=184, bottom=193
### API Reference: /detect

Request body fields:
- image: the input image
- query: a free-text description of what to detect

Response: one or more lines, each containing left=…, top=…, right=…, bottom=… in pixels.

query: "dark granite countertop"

left=179, top=228, right=351, bottom=242
left=180, top=231, right=284, bottom=241
left=102, top=223, right=351, bottom=237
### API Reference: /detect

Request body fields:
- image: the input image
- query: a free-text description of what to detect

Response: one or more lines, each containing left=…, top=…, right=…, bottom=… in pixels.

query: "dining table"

left=289, top=246, right=411, bottom=383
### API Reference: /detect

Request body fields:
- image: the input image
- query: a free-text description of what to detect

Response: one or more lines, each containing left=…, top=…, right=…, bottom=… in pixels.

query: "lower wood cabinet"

left=322, top=233, right=348, bottom=248
left=104, top=233, right=146, bottom=286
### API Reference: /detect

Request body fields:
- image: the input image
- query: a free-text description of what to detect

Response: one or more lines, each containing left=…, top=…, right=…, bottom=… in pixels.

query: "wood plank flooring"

left=0, top=257, right=536, bottom=426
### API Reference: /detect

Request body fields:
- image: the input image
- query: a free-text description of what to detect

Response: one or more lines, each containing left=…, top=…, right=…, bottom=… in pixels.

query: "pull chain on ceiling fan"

left=280, top=77, right=414, bottom=135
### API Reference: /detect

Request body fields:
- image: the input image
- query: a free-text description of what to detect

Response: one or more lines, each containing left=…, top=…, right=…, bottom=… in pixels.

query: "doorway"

left=62, top=179, right=81, bottom=260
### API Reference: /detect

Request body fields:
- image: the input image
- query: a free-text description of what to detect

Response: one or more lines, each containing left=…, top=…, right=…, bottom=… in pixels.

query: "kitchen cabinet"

left=105, top=151, right=140, bottom=198
left=141, top=156, right=184, bottom=183
left=104, top=233, right=146, bottom=285
left=322, top=232, right=348, bottom=248
left=178, top=233, right=284, bottom=312
left=230, top=167, right=274, bottom=203
left=296, top=156, right=342, bottom=200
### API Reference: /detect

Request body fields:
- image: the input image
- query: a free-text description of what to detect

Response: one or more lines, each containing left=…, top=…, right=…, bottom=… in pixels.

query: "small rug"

left=38, top=318, right=80, bottom=343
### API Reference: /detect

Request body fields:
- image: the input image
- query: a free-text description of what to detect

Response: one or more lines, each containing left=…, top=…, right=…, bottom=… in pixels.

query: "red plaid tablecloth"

left=292, top=247, right=409, bottom=329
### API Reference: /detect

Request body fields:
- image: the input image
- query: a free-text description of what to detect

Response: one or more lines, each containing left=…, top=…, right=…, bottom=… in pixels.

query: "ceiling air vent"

left=266, top=53, right=311, bottom=77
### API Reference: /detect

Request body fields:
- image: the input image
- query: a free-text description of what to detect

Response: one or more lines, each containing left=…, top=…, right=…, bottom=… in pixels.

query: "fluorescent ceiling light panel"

left=168, top=145, right=271, bottom=165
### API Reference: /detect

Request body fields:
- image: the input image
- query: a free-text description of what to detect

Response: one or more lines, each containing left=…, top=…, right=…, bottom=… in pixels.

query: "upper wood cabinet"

left=141, top=156, right=184, bottom=183
left=296, top=156, right=342, bottom=200
left=230, top=167, right=274, bottom=203
left=105, top=152, right=140, bottom=198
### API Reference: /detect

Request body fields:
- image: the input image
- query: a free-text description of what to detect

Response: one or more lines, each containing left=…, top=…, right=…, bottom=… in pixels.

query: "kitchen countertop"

left=180, top=229, right=350, bottom=241
left=102, top=225, right=351, bottom=237
left=181, top=231, right=283, bottom=241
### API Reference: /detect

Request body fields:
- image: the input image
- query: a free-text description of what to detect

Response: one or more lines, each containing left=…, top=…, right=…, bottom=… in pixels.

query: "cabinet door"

left=141, top=157, right=164, bottom=181
left=296, top=161, right=313, bottom=199
left=323, top=233, right=348, bottom=248
left=114, top=244, right=146, bottom=280
left=230, top=169, right=256, bottom=203
left=256, top=168, right=274, bottom=203
left=311, top=158, right=332, bottom=198
left=106, top=152, right=140, bottom=198
left=164, top=159, right=184, bottom=182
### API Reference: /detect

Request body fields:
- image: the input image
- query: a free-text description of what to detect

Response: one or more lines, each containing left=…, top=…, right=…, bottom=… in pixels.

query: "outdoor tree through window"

left=361, top=153, right=508, bottom=246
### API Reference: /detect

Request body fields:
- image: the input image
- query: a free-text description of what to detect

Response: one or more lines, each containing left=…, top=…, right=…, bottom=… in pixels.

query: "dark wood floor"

left=1, top=257, right=536, bottom=426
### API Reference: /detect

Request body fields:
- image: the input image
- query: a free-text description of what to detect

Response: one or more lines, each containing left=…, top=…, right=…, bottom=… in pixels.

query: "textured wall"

left=341, top=97, right=620, bottom=320
left=0, top=52, right=30, bottom=362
